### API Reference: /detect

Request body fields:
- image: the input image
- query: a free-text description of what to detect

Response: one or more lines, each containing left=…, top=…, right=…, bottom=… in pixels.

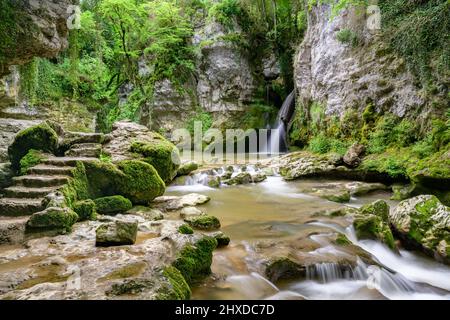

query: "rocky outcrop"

left=389, top=195, right=450, bottom=264
left=294, top=4, right=427, bottom=120
left=0, top=0, right=77, bottom=77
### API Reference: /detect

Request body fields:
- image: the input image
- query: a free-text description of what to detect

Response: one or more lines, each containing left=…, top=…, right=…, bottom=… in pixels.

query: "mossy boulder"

left=223, top=172, right=252, bottom=185
left=177, top=162, right=199, bottom=177
left=96, top=221, right=138, bottom=247
left=172, top=237, right=218, bottom=284
left=19, top=149, right=44, bottom=175
left=82, top=160, right=166, bottom=205
left=185, top=215, right=221, bottom=231
left=130, top=139, right=180, bottom=183
left=8, top=122, right=58, bottom=170
left=116, top=160, right=166, bottom=205
left=353, top=200, right=396, bottom=250
left=94, top=196, right=132, bottom=215
left=73, top=199, right=97, bottom=221
left=389, top=195, right=450, bottom=264
left=27, top=207, right=79, bottom=233
left=157, top=266, right=191, bottom=300
left=211, top=232, right=231, bottom=247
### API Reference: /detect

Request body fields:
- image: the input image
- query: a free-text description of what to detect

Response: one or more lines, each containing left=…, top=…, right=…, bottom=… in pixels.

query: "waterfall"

left=264, top=90, right=295, bottom=155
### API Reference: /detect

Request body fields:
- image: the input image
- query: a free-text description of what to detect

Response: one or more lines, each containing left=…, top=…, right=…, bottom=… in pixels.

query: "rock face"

left=0, top=0, right=77, bottom=77
left=389, top=195, right=450, bottom=264
left=294, top=4, right=426, bottom=120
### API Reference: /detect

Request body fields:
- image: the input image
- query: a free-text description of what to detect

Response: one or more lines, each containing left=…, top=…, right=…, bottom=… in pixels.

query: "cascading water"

left=264, top=90, right=296, bottom=155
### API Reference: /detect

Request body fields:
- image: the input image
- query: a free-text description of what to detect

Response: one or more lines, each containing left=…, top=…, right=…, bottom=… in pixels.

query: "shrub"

left=336, top=29, right=359, bottom=47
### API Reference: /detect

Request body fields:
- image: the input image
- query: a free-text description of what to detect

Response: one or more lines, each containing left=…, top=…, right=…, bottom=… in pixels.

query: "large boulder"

left=8, top=122, right=58, bottom=170
left=389, top=195, right=450, bottom=264
left=102, top=121, right=180, bottom=183
left=96, top=221, right=138, bottom=247
left=27, top=207, right=79, bottom=233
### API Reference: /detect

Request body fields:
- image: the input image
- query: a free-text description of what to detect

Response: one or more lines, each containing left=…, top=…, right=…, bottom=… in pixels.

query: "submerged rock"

left=96, top=221, right=138, bottom=247
left=389, top=195, right=450, bottom=264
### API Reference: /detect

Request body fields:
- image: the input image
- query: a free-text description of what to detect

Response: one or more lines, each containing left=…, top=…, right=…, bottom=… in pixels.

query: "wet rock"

left=312, top=189, right=351, bottom=203
left=207, top=176, right=221, bottom=188
left=96, top=221, right=138, bottom=247
left=343, top=143, right=366, bottom=168
left=353, top=200, right=396, bottom=250
left=211, top=232, right=231, bottom=247
left=223, top=172, right=252, bottom=185
left=345, top=182, right=389, bottom=196
left=185, top=215, right=221, bottom=231
left=265, top=258, right=306, bottom=283
left=154, top=193, right=211, bottom=211
left=0, top=217, right=27, bottom=245
left=27, top=207, right=79, bottom=233
left=128, top=207, right=164, bottom=221
left=180, top=207, right=204, bottom=219
left=177, top=161, right=199, bottom=177
left=251, top=172, right=267, bottom=183
left=313, top=207, right=358, bottom=217
left=389, top=195, right=450, bottom=264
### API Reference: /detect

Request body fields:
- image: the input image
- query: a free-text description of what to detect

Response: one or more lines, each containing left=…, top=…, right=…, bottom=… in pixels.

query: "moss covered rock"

left=177, top=162, right=199, bottom=177
left=389, top=195, right=450, bottom=264
left=19, top=149, right=44, bottom=175
left=157, top=266, right=191, bottom=300
left=353, top=200, right=396, bottom=250
left=8, top=122, right=58, bottom=170
left=211, top=232, right=231, bottom=247
left=73, top=199, right=97, bottom=221
left=172, top=237, right=218, bottom=284
left=178, top=224, right=194, bottom=235
left=94, top=196, right=132, bottom=215
left=116, top=160, right=166, bottom=205
left=185, top=215, right=221, bottom=231
left=265, top=257, right=306, bottom=283
left=27, top=207, right=79, bottom=232
left=131, top=139, right=180, bottom=183
left=96, top=221, right=138, bottom=247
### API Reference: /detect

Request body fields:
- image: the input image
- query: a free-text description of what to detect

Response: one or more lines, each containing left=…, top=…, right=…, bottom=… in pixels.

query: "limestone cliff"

left=293, top=4, right=434, bottom=126
left=0, top=0, right=78, bottom=77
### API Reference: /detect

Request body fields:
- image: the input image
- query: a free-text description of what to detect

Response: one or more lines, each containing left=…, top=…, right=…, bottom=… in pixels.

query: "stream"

left=167, top=168, right=450, bottom=300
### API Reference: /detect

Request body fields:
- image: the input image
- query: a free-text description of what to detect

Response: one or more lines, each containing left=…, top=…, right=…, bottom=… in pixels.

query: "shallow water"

left=167, top=171, right=450, bottom=300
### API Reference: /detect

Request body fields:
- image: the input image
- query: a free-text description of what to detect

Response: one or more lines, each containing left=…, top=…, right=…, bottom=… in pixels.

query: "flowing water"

left=167, top=166, right=450, bottom=300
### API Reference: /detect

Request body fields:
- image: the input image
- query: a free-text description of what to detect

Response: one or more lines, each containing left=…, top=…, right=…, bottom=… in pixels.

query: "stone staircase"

left=0, top=133, right=103, bottom=243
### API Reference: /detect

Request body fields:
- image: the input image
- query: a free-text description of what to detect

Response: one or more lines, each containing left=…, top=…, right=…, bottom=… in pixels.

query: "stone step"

left=28, top=164, right=75, bottom=176
left=3, top=186, right=58, bottom=199
left=62, top=132, right=104, bottom=145
left=12, top=175, right=70, bottom=188
left=65, top=147, right=101, bottom=158
left=71, top=143, right=102, bottom=149
left=0, top=198, right=45, bottom=216
left=43, top=157, right=96, bottom=167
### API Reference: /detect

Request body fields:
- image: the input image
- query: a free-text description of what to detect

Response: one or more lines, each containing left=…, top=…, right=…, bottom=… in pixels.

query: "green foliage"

left=379, top=0, right=450, bottom=86
left=172, top=237, right=218, bottom=285
left=19, top=150, right=44, bottom=176
left=8, top=122, right=58, bottom=170
left=336, top=29, right=359, bottom=47
left=73, top=199, right=97, bottom=221
left=186, top=110, right=214, bottom=135
left=94, top=195, right=133, bottom=215
left=308, top=133, right=349, bottom=155
left=209, top=0, right=243, bottom=30
left=240, top=102, right=276, bottom=129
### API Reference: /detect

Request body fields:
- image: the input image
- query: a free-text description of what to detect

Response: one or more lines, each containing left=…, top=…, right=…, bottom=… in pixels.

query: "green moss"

left=157, top=266, right=191, bottom=300
left=185, top=215, right=221, bottom=231
left=353, top=213, right=396, bottom=250
left=336, top=28, right=359, bottom=47
left=335, top=234, right=352, bottom=246
left=107, top=279, right=154, bottom=296
left=84, top=160, right=125, bottom=199
left=178, top=224, right=194, bottom=235
left=73, top=199, right=97, bottom=221
left=177, top=162, right=199, bottom=176
left=94, top=196, right=132, bottom=215
left=61, top=162, right=89, bottom=209
left=130, top=138, right=180, bottom=183
left=172, top=237, right=218, bottom=285
left=8, top=122, right=58, bottom=170
left=360, top=200, right=390, bottom=221
left=27, top=208, right=79, bottom=233
left=19, top=149, right=44, bottom=175
left=116, top=160, right=166, bottom=205
left=212, top=232, right=231, bottom=247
